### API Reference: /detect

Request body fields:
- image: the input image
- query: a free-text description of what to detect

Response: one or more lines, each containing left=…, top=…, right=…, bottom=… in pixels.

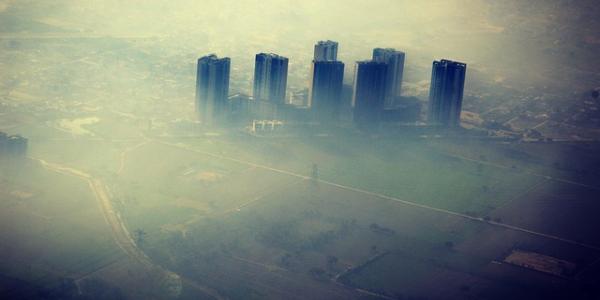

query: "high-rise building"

left=195, top=54, right=230, bottom=125
left=314, top=40, right=338, bottom=62
left=309, top=61, right=344, bottom=124
left=352, top=60, right=388, bottom=129
left=309, top=40, right=344, bottom=124
left=428, top=59, right=467, bottom=127
left=372, top=48, right=405, bottom=108
left=253, top=53, right=289, bottom=105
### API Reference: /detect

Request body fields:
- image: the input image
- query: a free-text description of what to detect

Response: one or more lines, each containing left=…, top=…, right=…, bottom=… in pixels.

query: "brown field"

left=504, top=250, right=577, bottom=277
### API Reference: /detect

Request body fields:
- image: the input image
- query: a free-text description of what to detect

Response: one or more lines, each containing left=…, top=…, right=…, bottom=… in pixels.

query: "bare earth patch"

left=504, top=249, right=577, bottom=277
left=10, top=190, right=34, bottom=199
left=195, top=171, right=223, bottom=182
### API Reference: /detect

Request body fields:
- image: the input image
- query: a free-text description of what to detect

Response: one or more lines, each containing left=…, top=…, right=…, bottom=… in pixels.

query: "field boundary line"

left=30, top=156, right=226, bottom=300
left=155, top=139, right=600, bottom=253
left=438, top=151, right=600, bottom=191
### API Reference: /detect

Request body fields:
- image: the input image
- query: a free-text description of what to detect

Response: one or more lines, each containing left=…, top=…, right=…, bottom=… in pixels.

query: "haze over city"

left=1, top=1, right=600, bottom=299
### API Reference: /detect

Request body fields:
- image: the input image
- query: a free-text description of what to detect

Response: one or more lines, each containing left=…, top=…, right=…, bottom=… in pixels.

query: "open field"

left=430, top=139, right=600, bottom=188
left=0, top=160, right=123, bottom=298
left=491, top=182, right=600, bottom=247
left=159, top=134, right=545, bottom=217
left=4, top=114, right=600, bottom=299
left=0, top=156, right=217, bottom=300
left=88, top=133, right=600, bottom=299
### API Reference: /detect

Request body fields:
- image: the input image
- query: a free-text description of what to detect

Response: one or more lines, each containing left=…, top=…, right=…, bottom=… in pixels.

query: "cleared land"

left=503, top=250, right=577, bottom=277
left=5, top=116, right=600, bottom=299
left=0, top=160, right=124, bottom=299
left=102, top=134, right=600, bottom=299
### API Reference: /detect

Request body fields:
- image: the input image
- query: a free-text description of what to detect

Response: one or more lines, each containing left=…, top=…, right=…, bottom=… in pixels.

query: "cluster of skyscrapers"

left=195, top=40, right=466, bottom=130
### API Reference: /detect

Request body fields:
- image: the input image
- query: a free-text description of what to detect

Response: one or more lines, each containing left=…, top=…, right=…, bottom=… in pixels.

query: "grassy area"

left=115, top=141, right=297, bottom=234
left=0, top=160, right=120, bottom=291
left=161, top=134, right=541, bottom=216
left=30, top=139, right=122, bottom=174
left=62, top=132, right=590, bottom=299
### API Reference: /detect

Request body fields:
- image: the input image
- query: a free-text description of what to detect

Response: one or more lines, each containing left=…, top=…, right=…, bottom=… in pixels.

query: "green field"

left=160, top=134, right=542, bottom=216
left=4, top=120, right=598, bottom=299
left=0, top=160, right=123, bottom=298
left=97, top=131, right=584, bottom=299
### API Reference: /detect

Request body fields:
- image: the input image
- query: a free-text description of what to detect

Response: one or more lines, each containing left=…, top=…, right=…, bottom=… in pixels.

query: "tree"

left=327, top=255, right=338, bottom=269
left=134, top=229, right=146, bottom=245
left=370, top=245, right=378, bottom=254
left=445, top=241, right=454, bottom=249
left=309, top=267, right=327, bottom=281
left=280, top=253, right=292, bottom=267
left=311, top=163, right=319, bottom=180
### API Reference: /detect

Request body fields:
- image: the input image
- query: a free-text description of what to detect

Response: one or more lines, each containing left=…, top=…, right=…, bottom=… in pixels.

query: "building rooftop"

left=316, top=40, right=338, bottom=46
left=373, top=48, right=405, bottom=55
left=256, top=53, right=288, bottom=60
left=356, top=59, right=387, bottom=65
left=436, top=59, right=467, bottom=67
left=198, top=54, right=230, bottom=63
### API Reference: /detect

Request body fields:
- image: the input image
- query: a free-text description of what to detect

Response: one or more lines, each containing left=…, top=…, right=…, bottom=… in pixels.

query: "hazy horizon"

left=2, top=0, right=599, bottom=94
left=2, top=1, right=600, bottom=300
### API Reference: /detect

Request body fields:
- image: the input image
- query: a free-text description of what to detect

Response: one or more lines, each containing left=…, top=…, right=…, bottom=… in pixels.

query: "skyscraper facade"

left=314, top=40, right=338, bottom=62
left=195, top=54, right=230, bottom=125
left=253, top=53, right=289, bottom=105
left=309, top=60, right=344, bottom=123
left=372, top=48, right=405, bottom=108
left=428, top=59, right=467, bottom=127
left=352, top=60, right=388, bottom=129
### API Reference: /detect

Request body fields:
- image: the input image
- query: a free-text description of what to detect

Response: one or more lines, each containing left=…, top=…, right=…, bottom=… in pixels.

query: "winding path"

left=29, top=137, right=600, bottom=300
left=31, top=157, right=225, bottom=300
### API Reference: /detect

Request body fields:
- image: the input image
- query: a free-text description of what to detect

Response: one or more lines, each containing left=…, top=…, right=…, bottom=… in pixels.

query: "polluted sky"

left=2, top=2, right=600, bottom=299
left=1, top=0, right=599, bottom=94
